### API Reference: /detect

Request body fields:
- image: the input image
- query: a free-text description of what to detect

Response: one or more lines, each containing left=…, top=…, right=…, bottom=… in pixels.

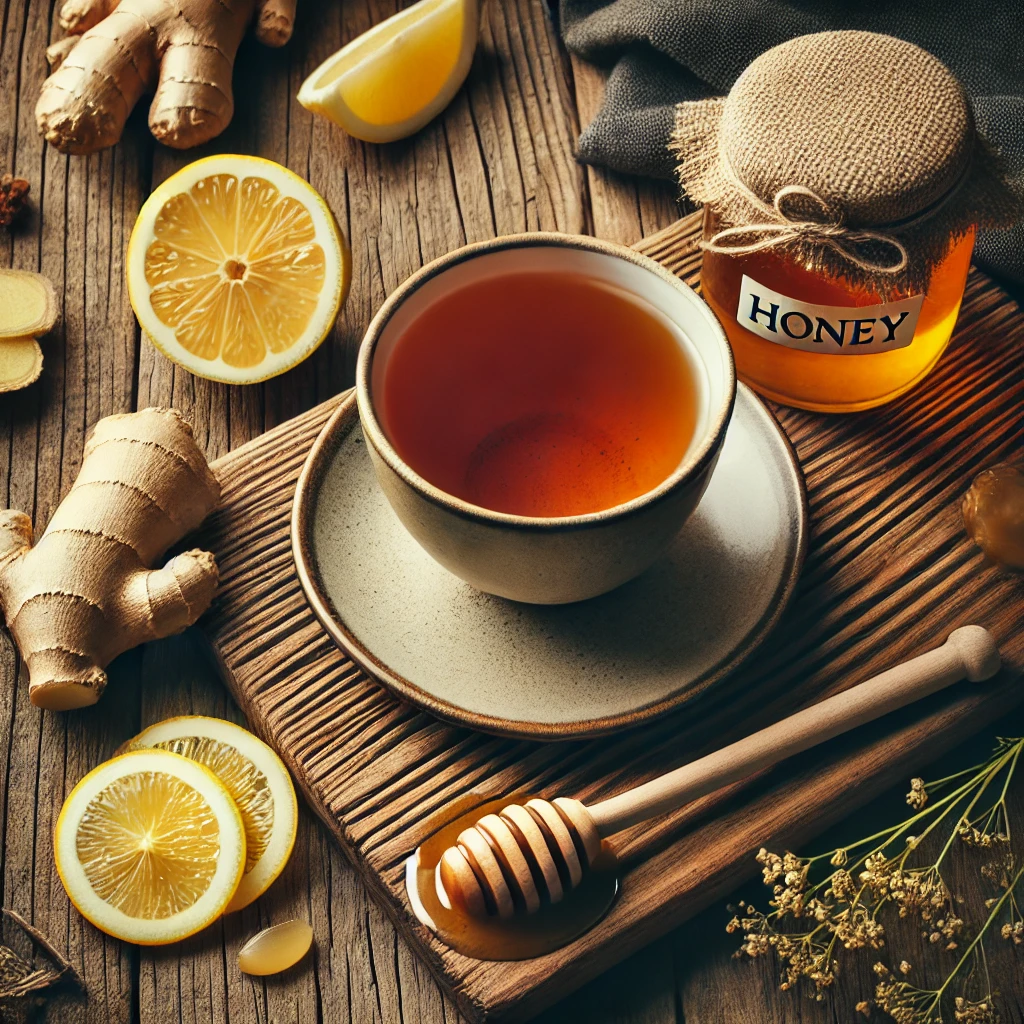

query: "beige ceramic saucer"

left=292, top=385, right=806, bottom=740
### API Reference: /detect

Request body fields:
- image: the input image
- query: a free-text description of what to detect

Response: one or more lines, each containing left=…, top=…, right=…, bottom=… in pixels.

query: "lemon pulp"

left=144, top=173, right=326, bottom=369
left=149, top=735, right=273, bottom=874
left=127, top=716, right=298, bottom=912
left=75, top=770, right=220, bottom=919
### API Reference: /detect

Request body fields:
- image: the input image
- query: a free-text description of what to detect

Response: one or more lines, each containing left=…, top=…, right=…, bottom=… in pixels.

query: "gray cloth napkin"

left=561, top=0, right=1024, bottom=285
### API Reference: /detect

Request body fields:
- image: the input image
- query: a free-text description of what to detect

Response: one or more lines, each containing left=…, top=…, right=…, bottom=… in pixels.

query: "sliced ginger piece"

left=0, top=269, right=58, bottom=339
left=0, top=336, right=43, bottom=392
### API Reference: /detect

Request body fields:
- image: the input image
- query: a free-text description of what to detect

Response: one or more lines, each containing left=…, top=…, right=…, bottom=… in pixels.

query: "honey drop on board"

left=237, top=920, right=313, bottom=976
left=963, top=464, right=1024, bottom=571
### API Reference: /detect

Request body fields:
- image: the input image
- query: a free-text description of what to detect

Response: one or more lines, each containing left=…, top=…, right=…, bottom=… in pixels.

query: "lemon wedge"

left=127, top=154, right=349, bottom=385
left=54, top=749, right=245, bottom=945
left=126, top=716, right=298, bottom=912
left=297, top=0, right=480, bottom=143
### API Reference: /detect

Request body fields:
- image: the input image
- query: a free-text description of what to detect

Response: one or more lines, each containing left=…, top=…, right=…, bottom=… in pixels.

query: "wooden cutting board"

left=197, top=211, right=1024, bottom=1023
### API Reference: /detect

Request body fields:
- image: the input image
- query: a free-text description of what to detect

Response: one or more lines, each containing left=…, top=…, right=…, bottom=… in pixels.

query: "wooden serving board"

left=197, top=212, right=1024, bottom=1023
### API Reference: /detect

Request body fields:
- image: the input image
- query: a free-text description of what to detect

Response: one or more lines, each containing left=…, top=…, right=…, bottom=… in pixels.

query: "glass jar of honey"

left=672, top=31, right=1021, bottom=413
left=700, top=212, right=975, bottom=411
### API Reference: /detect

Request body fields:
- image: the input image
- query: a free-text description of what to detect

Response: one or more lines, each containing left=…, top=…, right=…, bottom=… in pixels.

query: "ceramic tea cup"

left=355, top=233, right=736, bottom=604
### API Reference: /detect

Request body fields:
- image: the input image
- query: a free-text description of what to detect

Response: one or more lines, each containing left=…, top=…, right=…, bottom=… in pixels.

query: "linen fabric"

left=561, top=0, right=1024, bottom=283
left=670, top=32, right=1020, bottom=296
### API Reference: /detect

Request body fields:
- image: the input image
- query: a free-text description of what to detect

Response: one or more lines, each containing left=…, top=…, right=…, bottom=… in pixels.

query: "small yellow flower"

left=906, top=777, right=928, bottom=810
left=732, top=737, right=1024, bottom=1021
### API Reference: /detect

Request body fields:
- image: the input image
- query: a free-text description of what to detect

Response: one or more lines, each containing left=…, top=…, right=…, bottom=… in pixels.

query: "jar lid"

left=672, top=31, right=1022, bottom=295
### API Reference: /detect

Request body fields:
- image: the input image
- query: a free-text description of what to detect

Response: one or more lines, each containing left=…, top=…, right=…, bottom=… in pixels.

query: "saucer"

left=292, top=385, right=806, bottom=740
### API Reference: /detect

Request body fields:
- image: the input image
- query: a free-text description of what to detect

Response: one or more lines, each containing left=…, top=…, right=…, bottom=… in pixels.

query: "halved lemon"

left=297, top=0, right=480, bottom=143
left=54, top=749, right=245, bottom=945
left=127, top=155, right=349, bottom=384
left=126, top=716, right=298, bottom=913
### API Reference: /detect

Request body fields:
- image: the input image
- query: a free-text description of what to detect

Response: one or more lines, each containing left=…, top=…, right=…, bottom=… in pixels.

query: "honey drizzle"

left=237, top=919, right=314, bottom=976
left=406, top=794, right=619, bottom=960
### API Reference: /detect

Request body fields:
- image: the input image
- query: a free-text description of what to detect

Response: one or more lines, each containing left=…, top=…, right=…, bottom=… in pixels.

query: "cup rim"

left=355, top=232, right=737, bottom=531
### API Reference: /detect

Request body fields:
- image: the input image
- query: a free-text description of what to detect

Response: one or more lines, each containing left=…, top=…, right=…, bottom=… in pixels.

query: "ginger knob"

left=0, top=408, right=221, bottom=710
left=963, top=464, right=1024, bottom=572
left=36, top=0, right=298, bottom=154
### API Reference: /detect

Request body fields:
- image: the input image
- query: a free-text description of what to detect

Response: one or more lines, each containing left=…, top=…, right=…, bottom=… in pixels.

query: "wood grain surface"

left=1, top=0, right=1023, bottom=1022
left=196, top=212, right=1024, bottom=1022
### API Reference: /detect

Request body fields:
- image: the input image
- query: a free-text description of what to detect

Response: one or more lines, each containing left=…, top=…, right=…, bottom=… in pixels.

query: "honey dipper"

left=436, top=626, right=1001, bottom=920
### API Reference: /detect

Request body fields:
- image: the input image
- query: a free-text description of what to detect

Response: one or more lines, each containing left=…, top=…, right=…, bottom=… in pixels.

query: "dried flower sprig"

left=0, top=908, right=82, bottom=1002
left=729, top=735, right=1024, bottom=1020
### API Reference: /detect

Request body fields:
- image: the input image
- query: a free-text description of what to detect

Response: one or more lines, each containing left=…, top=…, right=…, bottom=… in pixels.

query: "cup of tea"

left=355, top=233, right=736, bottom=604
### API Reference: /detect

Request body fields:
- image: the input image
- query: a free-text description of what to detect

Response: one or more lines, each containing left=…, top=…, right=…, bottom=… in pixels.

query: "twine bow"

left=702, top=184, right=909, bottom=275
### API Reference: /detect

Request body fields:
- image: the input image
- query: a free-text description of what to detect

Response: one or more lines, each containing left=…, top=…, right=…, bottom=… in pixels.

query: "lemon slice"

left=297, top=0, right=480, bottom=143
left=127, top=155, right=349, bottom=384
left=127, top=716, right=298, bottom=913
left=54, top=749, right=245, bottom=945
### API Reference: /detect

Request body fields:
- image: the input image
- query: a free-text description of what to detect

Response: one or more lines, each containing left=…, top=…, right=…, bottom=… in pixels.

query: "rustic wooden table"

left=2, top=1, right=1022, bottom=1021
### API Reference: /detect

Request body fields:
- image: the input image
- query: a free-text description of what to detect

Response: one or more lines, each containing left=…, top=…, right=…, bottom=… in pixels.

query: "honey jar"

left=672, top=32, right=1021, bottom=413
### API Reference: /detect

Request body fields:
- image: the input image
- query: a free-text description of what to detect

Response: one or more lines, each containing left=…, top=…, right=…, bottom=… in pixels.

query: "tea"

left=377, top=269, right=701, bottom=518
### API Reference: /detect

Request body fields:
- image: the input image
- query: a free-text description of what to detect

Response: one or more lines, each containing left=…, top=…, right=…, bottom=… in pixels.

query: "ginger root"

left=0, top=408, right=221, bottom=710
left=36, top=0, right=298, bottom=154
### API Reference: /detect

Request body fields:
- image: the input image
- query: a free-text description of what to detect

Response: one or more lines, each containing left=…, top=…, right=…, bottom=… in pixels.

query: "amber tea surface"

left=378, top=270, right=701, bottom=517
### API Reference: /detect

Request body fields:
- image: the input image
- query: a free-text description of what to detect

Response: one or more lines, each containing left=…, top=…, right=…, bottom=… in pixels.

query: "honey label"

left=737, top=276, right=924, bottom=355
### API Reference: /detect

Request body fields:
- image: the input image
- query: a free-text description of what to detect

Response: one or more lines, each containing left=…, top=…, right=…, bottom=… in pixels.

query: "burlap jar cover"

left=671, top=31, right=1022, bottom=299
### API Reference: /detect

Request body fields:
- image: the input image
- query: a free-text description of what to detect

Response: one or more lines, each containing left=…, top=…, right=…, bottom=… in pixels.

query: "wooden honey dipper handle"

left=434, top=627, right=1000, bottom=920
left=588, top=626, right=1001, bottom=835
